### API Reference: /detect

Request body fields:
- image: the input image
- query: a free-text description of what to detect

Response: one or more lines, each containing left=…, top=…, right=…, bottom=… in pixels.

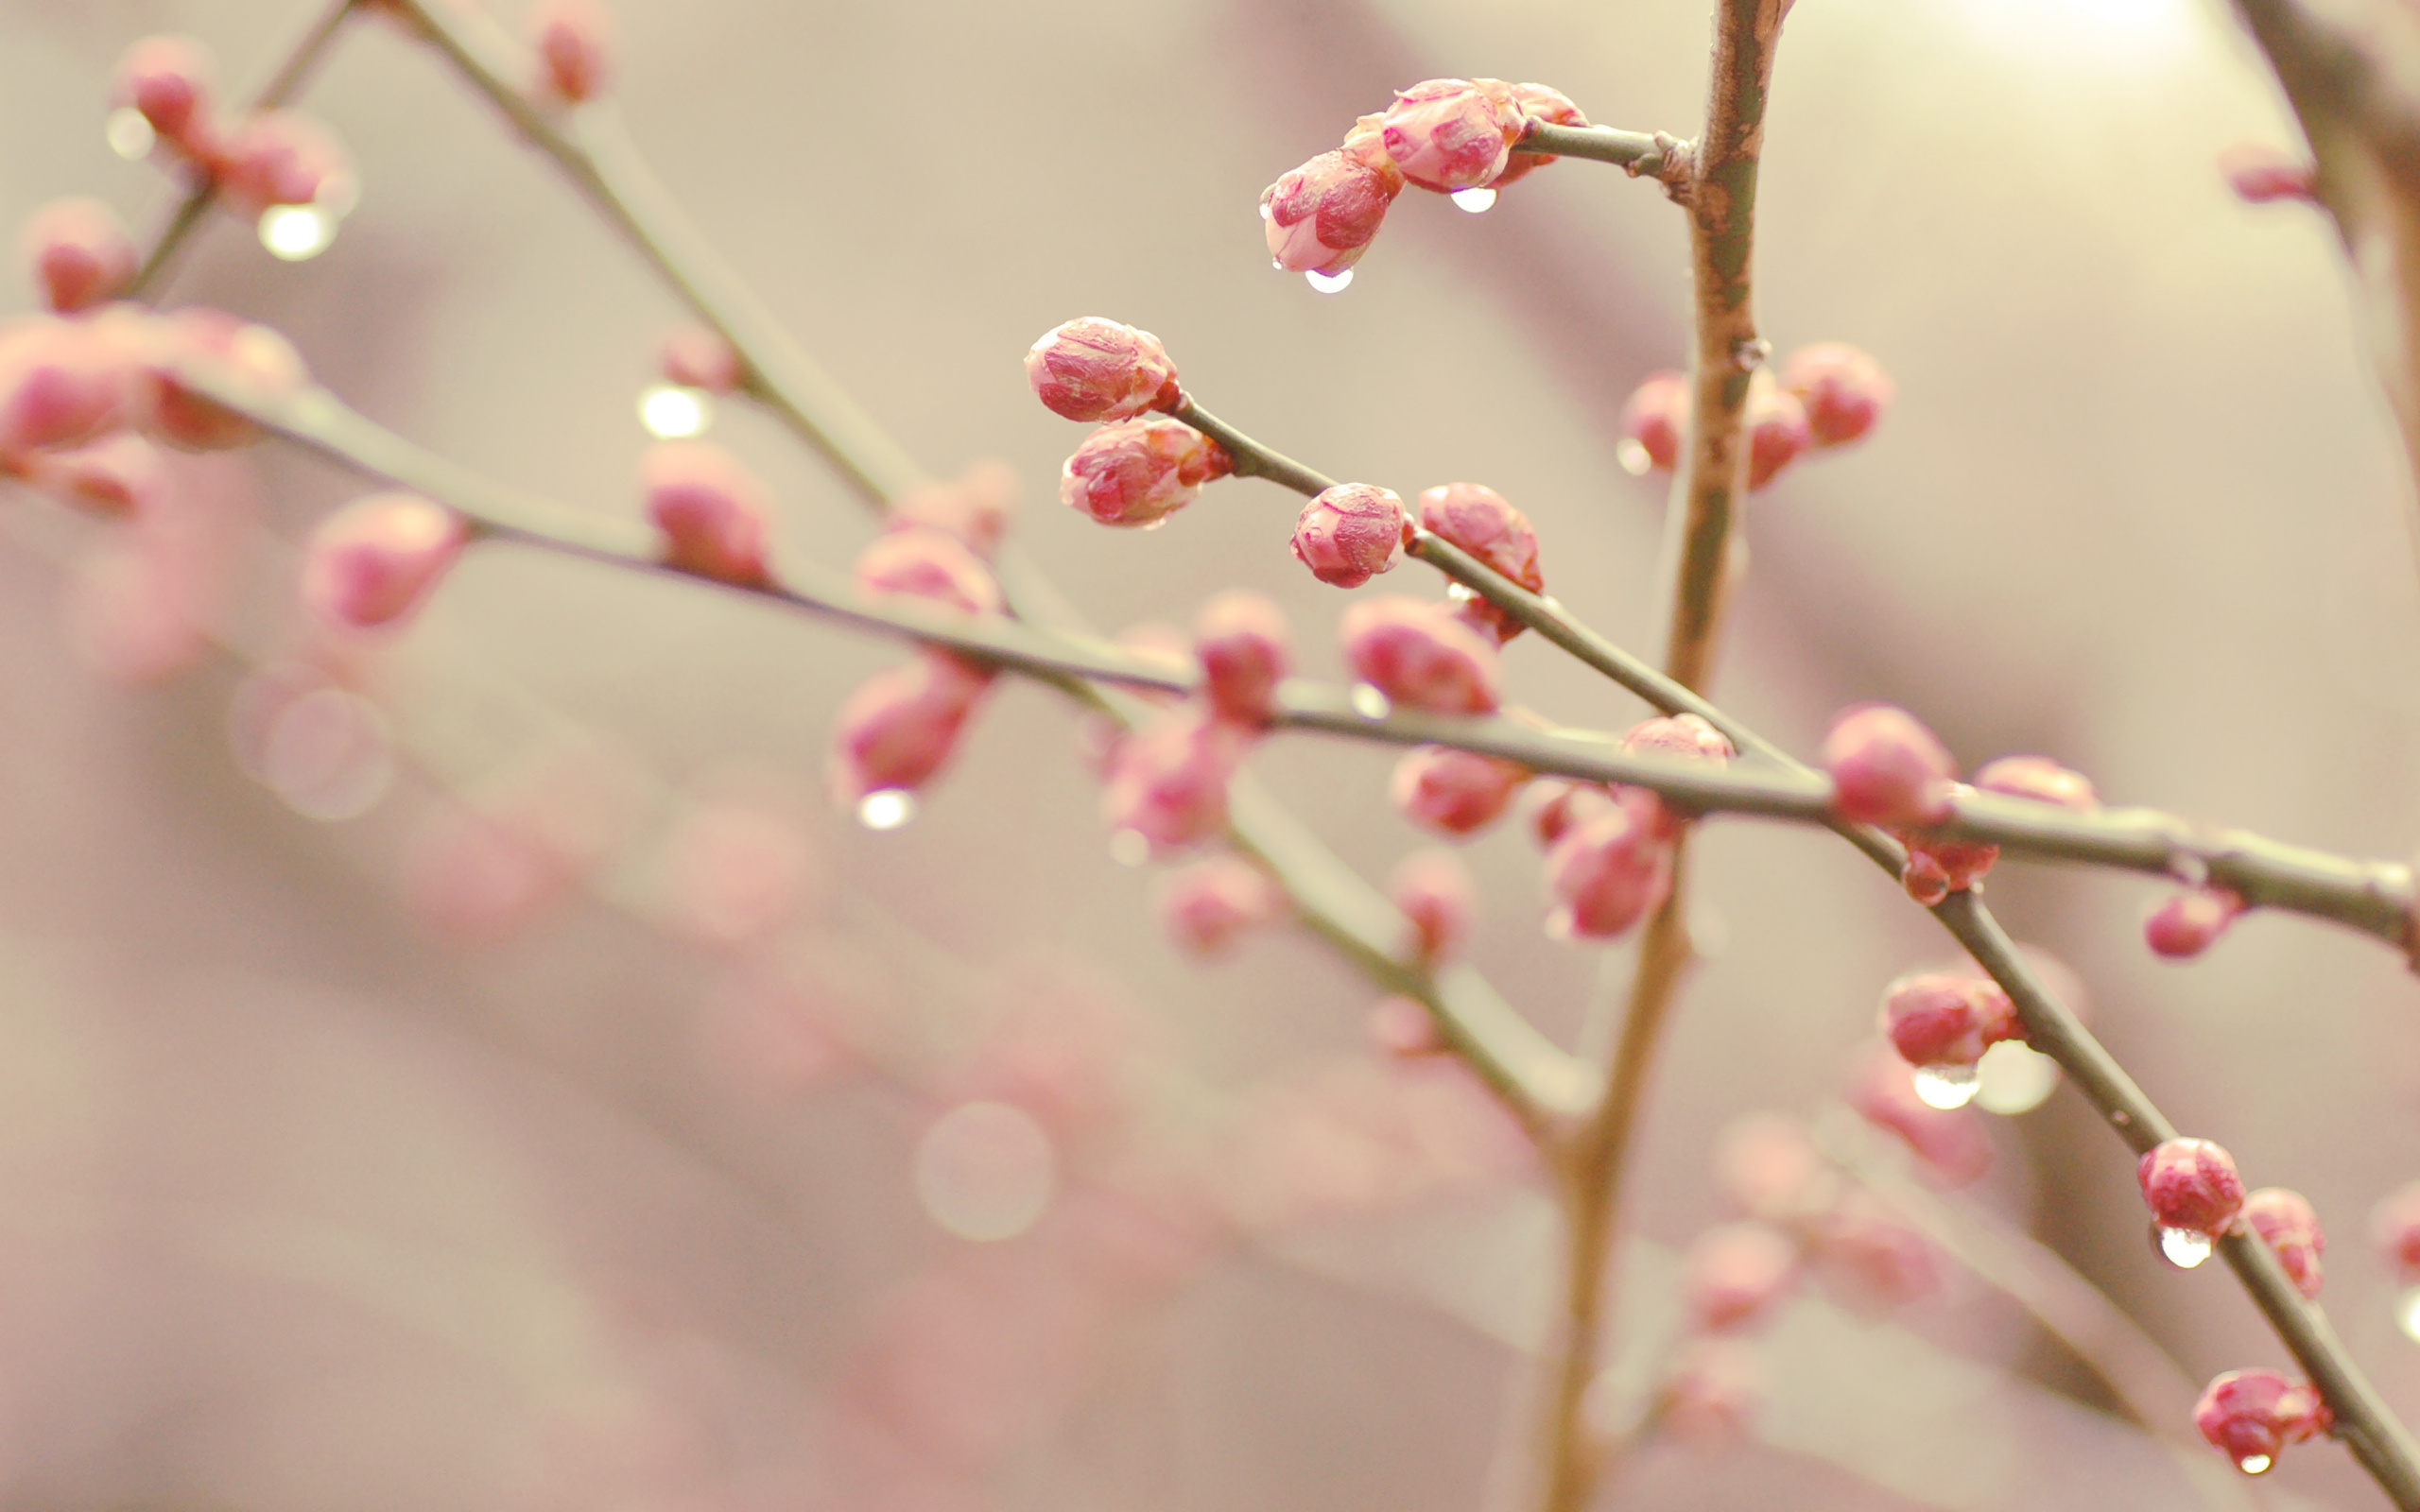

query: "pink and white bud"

left=2139, top=1137, right=2246, bottom=1237
left=1390, top=745, right=1527, bottom=836
left=1194, top=590, right=1289, bottom=727
left=853, top=526, right=1003, bottom=617
left=891, top=459, right=1017, bottom=560
left=1389, top=849, right=1475, bottom=964
left=528, top=0, right=615, bottom=103
left=1418, top=481, right=1541, bottom=640
left=828, top=652, right=993, bottom=804
left=1743, top=369, right=1811, bottom=490
left=1780, top=342, right=1894, bottom=450
left=1261, top=145, right=1404, bottom=276
left=1364, top=994, right=1445, bottom=1058
left=1657, top=1338, right=1762, bottom=1444
left=2373, top=1181, right=2420, bottom=1280
left=21, top=199, right=136, bottom=315
left=1617, top=370, right=1688, bottom=474
left=1975, top=753, right=2099, bottom=810
left=2219, top=143, right=2318, bottom=206
left=1101, top=708, right=1245, bottom=855
left=1060, top=414, right=1229, bottom=527
left=217, top=110, right=352, bottom=212
left=1159, top=855, right=1286, bottom=956
left=14, top=432, right=168, bottom=517
left=1823, top=703, right=1957, bottom=827
left=1879, top=971, right=2017, bottom=1069
left=138, top=306, right=307, bottom=451
left=114, top=35, right=219, bottom=158
left=0, top=317, right=139, bottom=455
left=2195, top=1369, right=2330, bottom=1472
left=2146, top=885, right=2245, bottom=959
left=1543, top=801, right=1673, bottom=940
left=1847, top=1046, right=1993, bottom=1185
left=1379, top=78, right=1521, bottom=193
left=1026, top=318, right=1181, bottom=423
left=1292, top=482, right=1406, bottom=588
left=1684, top=1222, right=1800, bottom=1334
left=1809, top=1193, right=1939, bottom=1314
left=642, top=439, right=773, bottom=585
left=1714, top=1112, right=1836, bottom=1223
left=300, top=491, right=468, bottom=633
left=2241, top=1188, right=2325, bottom=1299
left=1524, top=780, right=1619, bottom=848
left=658, top=322, right=741, bottom=393
left=1489, top=81, right=1587, bottom=187
left=1341, top=597, right=1500, bottom=715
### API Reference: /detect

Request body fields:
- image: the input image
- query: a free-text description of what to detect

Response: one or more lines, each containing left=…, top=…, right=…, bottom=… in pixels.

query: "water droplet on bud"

left=2395, top=1283, right=2420, bottom=1342
left=1910, top=1061, right=1980, bottom=1109
left=856, top=789, right=915, bottom=830
left=637, top=383, right=711, bottom=438
left=2156, top=1224, right=2214, bottom=1268
left=1349, top=683, right=1391, bottom=719
left=1450, top=186, right=1497, bottom=214
left=2236, top=1454, right=2273, bottom=1476
left=106, top=107, right=155, bottom=160
left=258, top=204, right=335, bottom=262
left=1975, top=1040, right=2061, bottom=1114
left=1259, top=202, right=1272, bottom=220
left=1616, top=438, right=1653, bottom=476
left=1305, top=267, right=1353, bottom=294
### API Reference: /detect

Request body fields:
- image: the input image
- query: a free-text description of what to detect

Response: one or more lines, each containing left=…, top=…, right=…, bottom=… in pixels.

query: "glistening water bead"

left=105, top=107, right=155, bottom=160
left=2238, top=1455, right=2273, bottom=1475
left=2158, top=1225, right=2215, bottom=1268
left=1910, top=1061, right=1981, bottom=1109
left=856, top=788, right=915, bottom=830
left=2397, top=1284, right=2420, bottom=1343
left=1349, top=683, right=1392, bottom=719
left=259, top=204, right=335, bottom=262
left=1974, top=1040, right=2061, bottom=1115
left=1616, top=438, right=1654, bottom=476
left=1450, top=186, right=1497, bottom=213
left=1305, top=267, right=1354, bottom=293
left=637, top=383, right=711, bottom=438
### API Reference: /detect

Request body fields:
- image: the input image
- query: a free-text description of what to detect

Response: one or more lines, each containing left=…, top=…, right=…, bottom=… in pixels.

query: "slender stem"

left=1516, top=121, right=1689, bottom=183
left=1172, top=399, right=1337, bottom=497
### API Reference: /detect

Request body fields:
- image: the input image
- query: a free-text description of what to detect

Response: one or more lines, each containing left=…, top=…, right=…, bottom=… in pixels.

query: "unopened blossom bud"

left=1823, top=703, right=1957, bottom=827
left=2376, top=1182, right=2420, bottom=1280
left=658, top=322, right=740, bottom=394
left=1714, top=1112, right=1835, bottom=1223
left=1810, top=1192, right=1939, bottom=1314
left=1879, top=971, right=2017, bottom=1069
left=1743, top=369, right=1810, bottom=490
left=528, top=0, right=615, bottom=103
left=1974, top=753, right=2099, bottom=810
left=2241, top=1188, right=2325, bottom=1299
left=1391, top=746, right=1527, bottom=836
left=853, top=526, right=1003, bottom=616
left=2139, top=1137, right=2246, bottom=1237
left=1061, top=415, right=1229, bottom=527
left=21, top=199, right=136, bottom=314
left=1617, top=370, right=1688, bottom=474
left=1293, top=483, right=1406, bottom=588
left=114, top=35, right=219, bottom=157
left=139, top=306, right=307, bottom=451
left=1543, top=802, right=1673, bottom=940
left=1657, top=1338, right=1762, bottom=1444
left=891, top=459, right=1016, bottom=560
left=1100, top=708, right=1245, bottom=855
left=1026, top=318, right=1181, bottom=423
left=217, top=110, right=351, bottom=212
left=1193, top=590, right=1289, bottom=727
left=1158, top=854, right=1285, bottom=956
left=1781, top=343, right=1894, bottom=450
left=0, top=317, right=137, bottom=455
left=1341, top=597, right=1500, bottom=714
left=300, top=491, right=468, bottom=633
left=1390, top=849, right=1475, bottom=963
left=1489, top=81, right=1587, bottom=188
left=1364, top=994, right=1444, bottom=1058
left=2195, top=1369, right=2329, bottom=1472
left=1684, top=1222, right=1800, bottom=1334
left=14, top=432, right=167, bottom=516
left=828, top=651, right=993, bottom=804
left=1896, top=789, right=1997, bottom=906
left=642, top=439, right=773, bottom=585
left=2146, top=885, right=2245, bottom=959
left=1380, top=78, right=1521, bottom=193
left=1616, top=713, right=1736, bottom=839
left=1261, top=145, right=1404, bottom=276
left=2219, top=143, right=2317, bottom=205
left=1847, top=1045, right=1993, bottom=1184
left=1418, top=481, right=1541, bottom=640
left=1524, top=780, right=1618, bottom=847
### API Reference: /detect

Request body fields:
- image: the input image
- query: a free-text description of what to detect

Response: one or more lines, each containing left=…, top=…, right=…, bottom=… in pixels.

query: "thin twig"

left=1517, top=120, right=1688, bottom=185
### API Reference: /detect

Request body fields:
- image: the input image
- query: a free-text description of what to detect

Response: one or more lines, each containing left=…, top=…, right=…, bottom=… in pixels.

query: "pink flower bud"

left=1657, top=1338, right=1761, bottom=1444
left=1974, top=753, right=2098, bottom=810
left=1523, top=780, right=1618, bottom=848
left=1026, top=318, right=1181, bottom=423
left=2139, top=1137, right=2246, bottom=1237
left=2219, top=143, right=2318, bottom=205
left=658, top=322, right=740, bottom=393
left=1543, top=801, right=1673, bottom=940
left=2146, top=885, right=2245, bottom=959
left=14, top=432, right=167, bottom=517
left=1418, top=481, right=1540, bottom=640
left=1684, top=1222, right=1800, bottom=1334
left=1616, top=713, right=1736, bottom=839
left=1379, top=78, right=1521, bottom=193
left=1617, top=370, right=1688, bottom=474
left=1101, top=708, right=1245, bottom=855
left=1261, top=146, right=1404, bottom=276
left=300, top=491, right=468, bottom=633
left=2241, top=1188, right=2325, bottom=1299
left=0, top=317, right=138, bottom=455
left=1809, top=1192, right=1939, bottom=1315
left=1292, top=482, right=1406, bottom=588
left=1489, top=81, right=1587, bottom=187
left=853, top=526, right=1004, bottom=616
left=114, top=35, right=219, bottom=158
left=1060, top=415, right=1229, bottom=527
left=1194, top=590, right=1289, bottom=727
left=138, top=306, right=307, bottom=451
left=1340, top=597, right=1501, bottom=714
left=217, top=110, right=351, bottom=212
left=1390, top=746, right=1526, bottom=836
left=21, top=199, right=136, bottom=315
left=1897, top=794, right=1998, bottom=905
left=1390, top=849, right=1475, bottom=964
left=828, top=652, right=993, bottom=804
left=1714, top=1112, right=1836, bottom=1223
left=1743, top=370, right=1810, bottom=490
left=528, top=0, right=615, bottom=102
left=2195, top=1369, right=2329, bottom=1472
left=642, top=439, right=773, bottom=585
left=1878, top=971, right=2017, bottom=1069
left=891, top=459, right=1016, bottom=560
left=1364, top=994, right=1444, bottom=1058
left=1823, top=703, right=1957, bottom=827
left=1780, top=343, right=1894, bottom=450
left=2373, top=1181, right=2420, bottom=1280
left=1159, top=855, right=1286, bottom=956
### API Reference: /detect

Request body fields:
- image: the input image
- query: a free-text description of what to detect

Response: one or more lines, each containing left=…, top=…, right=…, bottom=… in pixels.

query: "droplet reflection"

left=856, top=788, right=915, bottom=831
left=106, top=108, right=155, bottom=161
left=1450, top=186, right=1497, bottom=214
left=258, top=204, right=335, bottom=262
left=2237, top=1455, right=2273, bottom=1476
left=2157, top=1225, right=2214, bottom=1269
left=1975, top=1040, right=2061, bottom=1114
left=637, top=383, right=711, bottom=438
left=1305, top=267, right=1354, bottom=294
left=1349, top=683, right=1391, bottom=720
left=1910, top=1061, right=1980, bottom=1109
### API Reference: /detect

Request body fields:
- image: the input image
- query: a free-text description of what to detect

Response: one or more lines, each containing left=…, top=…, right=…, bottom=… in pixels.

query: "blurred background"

left=1, top=0, right=2417, bottom=1508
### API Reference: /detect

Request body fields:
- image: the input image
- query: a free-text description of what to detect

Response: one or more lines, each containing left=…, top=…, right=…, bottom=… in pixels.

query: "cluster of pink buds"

left=1616, top=343, right=1893, bottom=490
left=1526, top=714, right=1732, bottom=942
left=112, top=37, right=356, bottom=223
left=2194, top=1369, right=2330, bottom=1476
left=1102, top=593, right=1296, bottom=859
left=1028, top=319, right=1228, bottom=529
left=1417, top=482, right=1544, bottom=644
left=2138, top=1136, right=2245, bottom=1268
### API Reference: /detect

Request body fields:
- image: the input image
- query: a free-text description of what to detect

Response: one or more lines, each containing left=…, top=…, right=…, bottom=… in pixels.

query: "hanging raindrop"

left=1450, top=186, right=1497, bottom=214
left=2395, top=1283, right=2420, bottom=1342
left=637, top=382, right=711, bottom=438
left=856, top=789, right=915, bottom=831
left=1975, top=1040, right=2061, bottom=1114
left=106, top=107, right=155, bottom=160
left=1305, top=267, right=1354, bottom=293
left=2236, top=1455, right=2273, bottom=1476
left=1349, top=683, right=1391, bottom=719
left=2156, top=1224, right=2214, bottom=1269
left=1616, top=438, right=1653, bottom=476
left=1910, top=1061, right=1981, bottom=1109
left=258, top=204, right=334, bottom=262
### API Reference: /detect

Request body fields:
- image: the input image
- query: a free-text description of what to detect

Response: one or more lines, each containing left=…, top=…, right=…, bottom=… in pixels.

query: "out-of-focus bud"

left=1823, top=703, right=1957, bottom=827
left=0, top=317, right=138, bottom=455
left=1846, top=1045, right=1993, bottom=1185
left=1293, top=482, right=1406, bottom=588
left=2146, top=885, right=2245, bottom=959
left=1524, top=780, right=1618, bottom=848
left=1262, top=140, right=1404, bottom=276
left=891, top=459, right=1017, bottom=560
left=828, top=651, right=993, bottom=804
left=1365, top=994, right=1445, bottom=1058
left=1418, top=481, right=1540, bottom=641
left=642, top=439, right=773, bottom=585
left=1780, top=342, right=1894, bottom=450
left=1656, top=1338, right=1762, bottom=1444
left=217, top=110, right=352, bottom=212
left=2218, top=143, right=2318, bottom=206
left=1101, top=707, right=1245, bottom=856
left=2241, top=1188, right=2325, bottom=1299
left=1808, top=1191, right=1939, bottom=1315
left=1743, top=369, right=1810, bottom=490
left=1061, top=415, right=1230, bottom=527
left=659, top=322, right=741, bottom=394
left=1026, top=318, right=1181, bottom=423
left=1159, top=854, right=1286, bottom=956
left=21, top=199, right=137, bottom=314
left=139, top=306, right=308, bottom=451
left=1390, top=745, right=1527, bottom=836
left=1379, top=78, right=1522, bottom=193
left=13, top=432, right=167, bottom=517
left=301, top=491, right=468, bottom=633
left=2195, top=1369, right=2330, bottom=1474
left=1616, top=713, right=1735, bottom=839
left=1194, top=590, right=1289, bottom=728
left=853, top=526, right=1003, bottom=616
left=1714, top=1111, right=1837, bottom=1223
left=1684, top=1222, right=1800, bottom=1334
left=1617, top=369, right=1688, bottom=475
left=2373, top=1180, right=2420, bottom=1282
left=1340, top=596, right=1501, bottom=714
left=1489, top=81, right=1587, bottom=187
left=1878, top=971, right=2018, bottom=1070
left=528, top=0, right=616, bottom=102
left=658, top=798, right=816, bottom=950
left=1389, top=849, right=1475, bottom=964
left=2139, top=1137, right=2246, bottom=1238
left=1543, top=802, right=1672, bottom=940
left=114, top=35, right=219, bottom=158
left=1974, top=754, right=2098, bottom=811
